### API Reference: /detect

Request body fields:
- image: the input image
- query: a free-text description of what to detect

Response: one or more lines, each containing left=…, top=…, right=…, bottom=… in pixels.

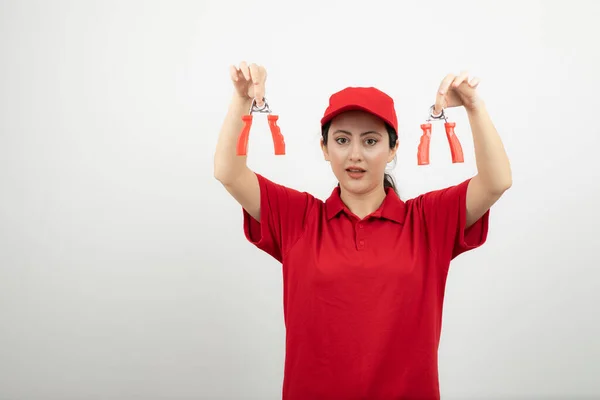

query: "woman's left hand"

left=433, top=71, right=482, bottom=114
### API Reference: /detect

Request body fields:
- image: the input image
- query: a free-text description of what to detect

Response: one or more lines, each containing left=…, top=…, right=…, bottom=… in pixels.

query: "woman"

left=214, top=61, right=512, bottom=400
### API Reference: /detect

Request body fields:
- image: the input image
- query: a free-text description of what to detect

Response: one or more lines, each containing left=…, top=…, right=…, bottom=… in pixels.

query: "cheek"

left=364, top=147, right=392, bottom=166
left=327, top=147, right=346, bottom=167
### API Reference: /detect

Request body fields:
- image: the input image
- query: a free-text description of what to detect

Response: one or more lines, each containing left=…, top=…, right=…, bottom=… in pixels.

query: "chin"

left=340, top=178, right=376, bottom=195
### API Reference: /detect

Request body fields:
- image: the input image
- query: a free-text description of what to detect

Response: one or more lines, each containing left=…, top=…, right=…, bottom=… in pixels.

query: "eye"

left=335, top=137, right=348, bottom=145
left=365, top=138, right=378, bottom=146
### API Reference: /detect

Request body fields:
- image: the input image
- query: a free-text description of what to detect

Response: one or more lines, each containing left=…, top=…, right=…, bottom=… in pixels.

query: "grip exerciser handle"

left=444, top=122, right=464, bottom=163
left=418, top=123, right=432, bottom=165
left=236, top=115, right=253, bottom=156
left=268, top=115, right=286, bottom=155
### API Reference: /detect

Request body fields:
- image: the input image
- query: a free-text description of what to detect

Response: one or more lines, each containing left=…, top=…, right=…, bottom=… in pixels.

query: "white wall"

left=1, top=0, right=599, bottom=399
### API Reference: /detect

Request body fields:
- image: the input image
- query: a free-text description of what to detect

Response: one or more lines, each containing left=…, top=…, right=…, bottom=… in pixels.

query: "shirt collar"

left=325, top=185, right=406, bottom=224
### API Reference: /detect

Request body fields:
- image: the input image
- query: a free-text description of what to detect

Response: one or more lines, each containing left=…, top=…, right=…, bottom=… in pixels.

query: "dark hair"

left=321, top=120, right=399, bottom=195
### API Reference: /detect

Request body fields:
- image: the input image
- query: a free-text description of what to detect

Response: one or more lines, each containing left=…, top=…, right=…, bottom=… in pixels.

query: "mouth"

left=346, top=167, right=366, bottom=178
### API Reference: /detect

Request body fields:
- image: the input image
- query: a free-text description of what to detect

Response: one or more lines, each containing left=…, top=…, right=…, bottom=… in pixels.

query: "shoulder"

left=253, top=172, right=325, bottom=215
left=254, top=172, right=322, bottom=201
left=399, top=178, right=474, bottom=226
left=404, top=178, right=472, bottom=207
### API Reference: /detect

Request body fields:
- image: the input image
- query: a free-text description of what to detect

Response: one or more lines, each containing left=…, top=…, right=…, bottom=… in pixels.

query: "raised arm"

left=434, top=71, right=512, bottom=228
left=463, top=101, right=512, bottom=227
left=213, top=62, right=266, bottom=221
left=213, top=62, right=314, bottom=261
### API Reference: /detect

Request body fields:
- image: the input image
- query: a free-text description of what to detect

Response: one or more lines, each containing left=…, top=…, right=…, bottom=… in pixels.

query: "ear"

left=321, top=138, right=330, bottom=161
left=387, top=140, right=399, bottom=163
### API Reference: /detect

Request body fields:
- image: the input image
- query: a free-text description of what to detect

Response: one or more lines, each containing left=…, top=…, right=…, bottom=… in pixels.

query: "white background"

left=1, top=1, right=599, bottom=399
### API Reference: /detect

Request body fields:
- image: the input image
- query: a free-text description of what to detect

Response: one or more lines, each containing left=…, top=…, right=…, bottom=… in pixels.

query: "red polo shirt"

left=243, top=172, right=489, bottom=399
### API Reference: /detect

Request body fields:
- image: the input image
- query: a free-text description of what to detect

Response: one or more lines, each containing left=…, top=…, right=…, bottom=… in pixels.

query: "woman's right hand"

left=230, top=61, right=267, bottom=107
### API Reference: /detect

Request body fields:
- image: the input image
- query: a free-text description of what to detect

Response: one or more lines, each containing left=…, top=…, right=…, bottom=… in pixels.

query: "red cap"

left=320, top=87, right=398, bottom=132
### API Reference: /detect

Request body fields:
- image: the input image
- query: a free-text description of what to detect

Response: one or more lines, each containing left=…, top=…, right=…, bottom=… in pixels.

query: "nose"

left=349, top=140, right=363, bottom=162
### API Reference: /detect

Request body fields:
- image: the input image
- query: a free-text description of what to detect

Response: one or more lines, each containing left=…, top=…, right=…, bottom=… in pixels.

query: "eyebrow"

left=333, top=129, right=382, bottom=136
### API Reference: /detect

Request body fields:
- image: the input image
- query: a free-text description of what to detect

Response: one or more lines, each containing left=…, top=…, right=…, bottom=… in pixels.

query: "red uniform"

left=243, top=172, right=489, bottom=399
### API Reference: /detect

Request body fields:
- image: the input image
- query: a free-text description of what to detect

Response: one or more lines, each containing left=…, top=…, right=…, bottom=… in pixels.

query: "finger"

left=229, top=65, right=239, bottom=82
left=468, top=76, right=480, bottom=88
left=438, top=73, right=456, bottom=95
left=249, top=63, right=264, bottom=106
left=433, top=97, right=446, bottom=115
left=434, top=74, right=454, bottom=114
left=453, top=70, right=470, bottom=87
left=249, top=63, right=259, bottom=83
left=239, top=61, right=250, bottom=81
left=255, top=66, right=267, bottom=105
left=260, top=65, right=267, bottom=84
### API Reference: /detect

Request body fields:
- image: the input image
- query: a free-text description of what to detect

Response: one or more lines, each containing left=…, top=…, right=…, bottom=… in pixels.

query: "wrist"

left=465, top=99, right=486, bottom=114
left=230, top=94, right=253, bottom=114
left=231, top=92, right=252, bottom=105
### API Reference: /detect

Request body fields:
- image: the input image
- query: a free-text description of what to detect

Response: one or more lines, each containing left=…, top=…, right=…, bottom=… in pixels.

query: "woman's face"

left=321, top=110, right=398, bottom=195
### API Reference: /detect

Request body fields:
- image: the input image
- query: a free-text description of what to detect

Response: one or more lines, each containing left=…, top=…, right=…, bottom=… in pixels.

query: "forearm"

left=213, top=93, right=253, bottom=184
left=466, top=101, right=512, bottom=193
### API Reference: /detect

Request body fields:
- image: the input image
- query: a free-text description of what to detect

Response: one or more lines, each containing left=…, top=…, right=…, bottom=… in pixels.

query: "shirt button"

left=359, top=240, right=365, bottom=246
left=358, top=223, right=364, bottom=229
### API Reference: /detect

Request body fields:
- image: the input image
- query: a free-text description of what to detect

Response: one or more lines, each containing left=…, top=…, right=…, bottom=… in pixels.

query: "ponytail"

left=384, top=172, right=398, bottom=196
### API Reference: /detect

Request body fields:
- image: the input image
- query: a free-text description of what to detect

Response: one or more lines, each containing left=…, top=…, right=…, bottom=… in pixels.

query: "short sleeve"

left=417, top=178, right=490, bottom=263
left=243, top=173, right=315, bottom=263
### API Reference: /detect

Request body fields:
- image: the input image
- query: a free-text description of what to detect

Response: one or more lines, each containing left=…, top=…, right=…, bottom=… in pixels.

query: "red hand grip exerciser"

left=417, top=105, right=464, bottom=165
left=236, top=98, right=286, bottom=156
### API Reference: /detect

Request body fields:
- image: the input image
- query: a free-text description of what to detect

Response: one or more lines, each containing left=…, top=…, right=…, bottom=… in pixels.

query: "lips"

left=346, top=167, right=366, bottom=179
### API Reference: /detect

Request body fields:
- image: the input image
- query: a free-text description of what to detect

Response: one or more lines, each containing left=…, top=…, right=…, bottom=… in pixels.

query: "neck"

left=340, top=184, right=387, bottom=220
